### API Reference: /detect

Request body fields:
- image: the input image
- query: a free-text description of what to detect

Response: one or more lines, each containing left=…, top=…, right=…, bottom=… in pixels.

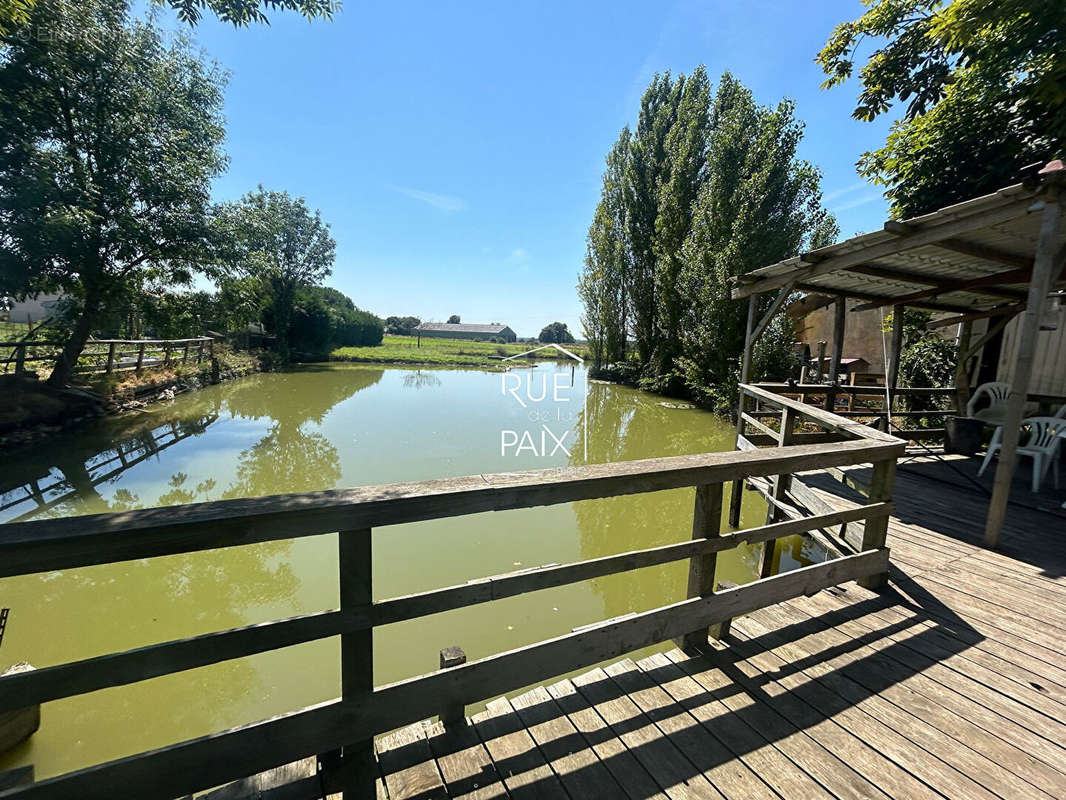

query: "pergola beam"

left=927, top=304, right=1022, bottom=329
left=984, top=198, right=1061, bottom=548
left=849, top=266, right=1030, bottom=312
left=732, top=196, right=1036, bottom=299
left=884, top=221, right=1034, bottom=270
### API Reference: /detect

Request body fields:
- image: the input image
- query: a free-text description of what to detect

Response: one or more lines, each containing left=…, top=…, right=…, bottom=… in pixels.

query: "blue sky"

left=163, top=0, right=896, bottom=338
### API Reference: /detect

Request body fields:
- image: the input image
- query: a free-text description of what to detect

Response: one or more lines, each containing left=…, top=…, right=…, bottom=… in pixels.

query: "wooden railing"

left=749, top=381, right=956, bottom=441
left=1, top=337, right=214, bottom=376
left=0, top=407, right=905, bottom=799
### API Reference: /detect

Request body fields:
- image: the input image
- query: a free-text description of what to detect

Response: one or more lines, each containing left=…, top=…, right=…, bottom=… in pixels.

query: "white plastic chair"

left=966, top=381, right=1011, bottom=426
left=978, top=415, right=1066, bottom=491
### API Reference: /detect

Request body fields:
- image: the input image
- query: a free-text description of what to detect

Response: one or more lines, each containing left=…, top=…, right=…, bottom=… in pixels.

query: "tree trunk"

left=47, top=290, right=101, bottom=388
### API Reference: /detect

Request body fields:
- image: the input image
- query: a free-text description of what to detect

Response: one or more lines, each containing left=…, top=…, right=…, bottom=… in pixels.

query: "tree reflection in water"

left=0, top=366, right=385, bottom=778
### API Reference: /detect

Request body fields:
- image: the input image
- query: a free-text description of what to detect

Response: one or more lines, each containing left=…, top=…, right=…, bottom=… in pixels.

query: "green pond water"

left=0, top=362, right=825, bottom=779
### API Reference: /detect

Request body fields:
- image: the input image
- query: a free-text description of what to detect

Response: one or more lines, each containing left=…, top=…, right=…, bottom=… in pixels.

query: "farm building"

left=414, top=322, right=517, bottom=342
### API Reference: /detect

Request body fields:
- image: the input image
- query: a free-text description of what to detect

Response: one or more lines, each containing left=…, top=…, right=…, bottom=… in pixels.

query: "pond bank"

left=0, top=351, right=262, bottom=450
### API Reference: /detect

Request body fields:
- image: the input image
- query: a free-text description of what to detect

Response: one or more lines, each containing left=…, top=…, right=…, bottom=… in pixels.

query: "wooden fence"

left=1, top=337, right=214, bottom=376
left=0, top=396, right=905, bottom=799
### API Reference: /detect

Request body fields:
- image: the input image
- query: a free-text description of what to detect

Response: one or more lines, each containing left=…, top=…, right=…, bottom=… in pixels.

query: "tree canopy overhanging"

left=817, top=0, right=1065, bottom=217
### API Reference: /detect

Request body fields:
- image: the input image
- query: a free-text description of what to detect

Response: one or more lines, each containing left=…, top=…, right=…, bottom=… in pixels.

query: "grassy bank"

left=331, top=335, right=587, bottom=367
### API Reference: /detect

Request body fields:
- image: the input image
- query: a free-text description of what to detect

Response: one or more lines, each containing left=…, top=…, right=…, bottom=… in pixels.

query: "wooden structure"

left=0, top=404, right=903, bottom=799
left=0, top=336, right=214, bottom=376
left=207, top=464, right=1066, bottom=800
left=730, top=160, right=1066, bottom=548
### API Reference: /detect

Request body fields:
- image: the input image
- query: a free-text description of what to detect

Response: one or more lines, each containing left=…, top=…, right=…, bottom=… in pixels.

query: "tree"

left=385, top=315, right=420, bottom=335
left=447, top=314, right=460, bottom=324
left=0, top=0, right=338, bottom=37
left=579, top=69, right=836, bottom=410
left=818, top=0, right=1065, bottom=217
left=220, top=188, right=335, bottom=362
left=538, top=321, right=575, bottom=344
left=578, top=129, right=631, bottom=369
left=284, top=285, right=383, bottom=356
left=677, top=74, right=837, bottom=406
left=0, top=0, right=228, bottom=386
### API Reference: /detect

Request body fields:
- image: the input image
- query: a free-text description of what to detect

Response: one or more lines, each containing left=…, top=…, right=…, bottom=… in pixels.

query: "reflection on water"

left=0, top=363, right=823, bottom=778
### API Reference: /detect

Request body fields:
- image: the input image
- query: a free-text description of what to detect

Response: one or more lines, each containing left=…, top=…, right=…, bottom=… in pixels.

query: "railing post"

left=759, top=405, right=796, bottom=577
left=677, top=482, right=723, bottom=652
left=196, top=339, right=205, bottom=364
left=14, top=344, right=25, bottom=375
left=105, top=342, right=116, bottom=374
left=163, top=343, right=171, bottom=366
left=336, top=527, right=375, bottom=799
left=439, top=646, right=467, bottom=726
left=136, top=342, right=146, bottom=372
left=729, top=391, right=749, bottom=528
left=857, top=459, right=896, bottom=590
left=182, top=342, right=190, bottom=363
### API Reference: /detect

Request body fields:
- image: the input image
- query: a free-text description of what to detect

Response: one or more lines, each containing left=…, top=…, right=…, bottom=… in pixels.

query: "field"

left=331, top=335, right=587, bottom=367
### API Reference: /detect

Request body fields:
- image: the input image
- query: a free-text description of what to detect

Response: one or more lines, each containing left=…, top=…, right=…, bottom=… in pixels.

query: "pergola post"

left=729, top=294, right=759, bottom=527
left=886, top=305, right=904, bottom=417
left=953, top=320, right=974, bottom=413
left=984, top=197, right=1061, bottom=548
left=825, top=297, right=846, bottom=411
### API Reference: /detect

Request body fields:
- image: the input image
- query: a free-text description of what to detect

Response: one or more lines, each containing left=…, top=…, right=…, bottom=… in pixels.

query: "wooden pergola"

left=731, top=160, right=1066, bottom=548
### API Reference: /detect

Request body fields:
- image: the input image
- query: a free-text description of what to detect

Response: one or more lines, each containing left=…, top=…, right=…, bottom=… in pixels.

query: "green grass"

left=331, top=335, right=587, bottom=367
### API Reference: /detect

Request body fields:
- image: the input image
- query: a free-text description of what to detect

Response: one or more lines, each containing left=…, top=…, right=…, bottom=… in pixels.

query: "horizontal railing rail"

left=1, top=336, right=214, bottom=376
left=0, top=412, right=905, bottom=799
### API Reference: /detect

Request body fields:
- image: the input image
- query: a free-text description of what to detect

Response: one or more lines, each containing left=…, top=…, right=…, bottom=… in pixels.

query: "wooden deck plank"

left=735, top=609, right=1057, bottom=800
left=544, top=678, right=668, bottom=800
left=423, top=719, right=508, bottom=799
left=754, top=596, right=1066, bottom=796
left=509, top=685, right=627, bottom=798
left=722, top=621, right=998, bottom=799
left=376, top=723, right=448, bottom=800
left=570, top=667, right=723, bottom=799
left=640, top=651, right=853, bottom=800
left=471, top=697, right=567, bottom=798
left=687, top=643, right=942, bottom=800
left=602, top=659, right=777, bottom=800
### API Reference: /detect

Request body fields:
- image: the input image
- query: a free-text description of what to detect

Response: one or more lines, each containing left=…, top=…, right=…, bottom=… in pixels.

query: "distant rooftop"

left=415, top=322, right=512, bottom=333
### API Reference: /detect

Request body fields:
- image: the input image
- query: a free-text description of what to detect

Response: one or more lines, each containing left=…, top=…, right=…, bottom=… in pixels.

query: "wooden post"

left=825, top=298, right=846, bottom=411
left=729, top=296, right=759, bottom=527
left=678, top=482, right=723, bottom=652
left=759, top=405, right=796, bottom=578
left=886, top=305, right=904, bottom=416
left=985, top=198, right=1061, bottom=547
left=953, top=320, right=974, bottom=414
left=334, top=527, right=375, bottom=799
left=182, top=342, right=190, bottom=364
left=857, top=458, right=896, bottom=589
left=135, top=342, right=146, bottom=372
left=196, top=340, right=205, bottom=364
left=439, top=646, right=467, bottom=726
left=14, top=344, right=25, bottom=375
left=162, top=344, right=171, bottom=366
left=105, top=342, right=116, bottom=375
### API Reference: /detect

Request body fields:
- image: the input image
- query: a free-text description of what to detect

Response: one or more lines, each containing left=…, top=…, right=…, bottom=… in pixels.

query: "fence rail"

left=0, top=394, right=905, bottom=799
left=0, top=337, right=214, bottom=376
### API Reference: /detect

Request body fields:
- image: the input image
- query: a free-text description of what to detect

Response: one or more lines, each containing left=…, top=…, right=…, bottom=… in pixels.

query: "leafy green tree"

left=818, top=0, right=1065, bottom=217
left=385, top=315, right=420, bottom=335
left=0, top=0, right=227, bottom=386
left=0, top=0, right=337, bottom=36
left=283, top=285, right=382, bottom=356
left=447, top=314, right=460, bottom=324
left=579, top=70, right=836, bottom=410
left=653, top=66, right=711, bottom=374
left=579, top=129, right=630, bottom=368
left=678, top=74, right=837, bottom=407
left=220, top=187, right=336, bottom=362
left=625, top=73, right=680, bottom=365
left=538, top=321, right=575, bottom=344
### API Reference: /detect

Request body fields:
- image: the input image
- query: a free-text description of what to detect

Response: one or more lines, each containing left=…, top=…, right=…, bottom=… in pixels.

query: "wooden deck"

left=358, top=464, right=1066, bottom=800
